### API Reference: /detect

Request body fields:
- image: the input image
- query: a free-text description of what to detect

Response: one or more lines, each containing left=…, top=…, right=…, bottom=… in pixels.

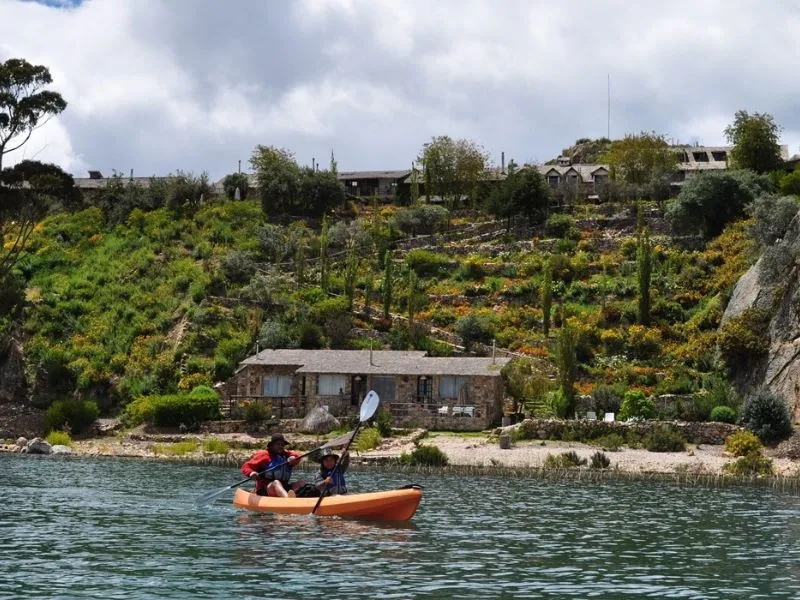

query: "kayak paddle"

left=311, top=390, right=380, bottom=515
left=196, top=429, right=356, bottom=505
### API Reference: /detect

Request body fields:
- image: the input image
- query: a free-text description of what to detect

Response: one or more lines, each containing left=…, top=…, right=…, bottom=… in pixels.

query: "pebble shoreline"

left=3, top=429, right=798, bottom=477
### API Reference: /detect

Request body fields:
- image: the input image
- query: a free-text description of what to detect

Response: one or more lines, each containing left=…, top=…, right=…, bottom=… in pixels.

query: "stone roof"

left=338, top=170, right=411, bottom=180
left=73, top=176, right=180, bottom=190
left=240, top=349, right=509, bottom=376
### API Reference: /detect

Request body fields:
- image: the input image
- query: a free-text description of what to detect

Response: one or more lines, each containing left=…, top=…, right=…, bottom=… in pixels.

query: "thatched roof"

left=240, top=349, right=509, bottom=376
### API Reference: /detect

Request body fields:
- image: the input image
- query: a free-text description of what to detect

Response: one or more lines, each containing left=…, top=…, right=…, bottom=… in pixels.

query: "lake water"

left=2, top=455, right=800, bottom=599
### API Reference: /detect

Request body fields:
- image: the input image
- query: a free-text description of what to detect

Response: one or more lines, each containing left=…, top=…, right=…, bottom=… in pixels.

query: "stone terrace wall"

left=509, top=418, right=741, bottom=445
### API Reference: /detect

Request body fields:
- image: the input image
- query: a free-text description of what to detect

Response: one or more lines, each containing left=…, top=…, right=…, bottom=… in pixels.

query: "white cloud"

left=1, top=0, right=799, bottom=179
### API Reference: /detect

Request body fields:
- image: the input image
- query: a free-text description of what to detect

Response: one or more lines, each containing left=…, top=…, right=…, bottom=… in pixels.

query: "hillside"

left=0, top=194, right=757, bottom=424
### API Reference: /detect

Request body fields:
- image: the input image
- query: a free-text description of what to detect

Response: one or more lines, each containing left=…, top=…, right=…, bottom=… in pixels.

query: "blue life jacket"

left=320, top=468, right=347, bottom=494
left=266, top=453, right=292, bottom=485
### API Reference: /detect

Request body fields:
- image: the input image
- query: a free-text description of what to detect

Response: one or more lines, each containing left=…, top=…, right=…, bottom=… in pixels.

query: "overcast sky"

left=2, top=0, right=799, bottom=180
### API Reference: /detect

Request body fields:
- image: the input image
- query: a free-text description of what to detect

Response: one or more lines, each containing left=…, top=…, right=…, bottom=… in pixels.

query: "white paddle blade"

left=360, top=390, right=380, bottom=422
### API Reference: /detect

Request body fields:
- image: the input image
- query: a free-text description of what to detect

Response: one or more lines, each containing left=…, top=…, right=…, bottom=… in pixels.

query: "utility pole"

left=607, top=74, right=611, bottom=140
left=238, top=160, right=241, bottom=173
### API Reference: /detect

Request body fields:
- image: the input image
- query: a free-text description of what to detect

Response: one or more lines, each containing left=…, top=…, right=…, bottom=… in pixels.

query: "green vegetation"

left=724, top=452, right=774, bottom=476
left=202, top=439, right=230, bottom=454
left=44, top=399, right=99, bottom=434
left=543, top=450, right=587, bottom=469
left=724, top=431, right=762, bottom=457
left=590, top=451, right=611, bottom=469
left=399, top=444, right=449, bottom=466
left=739, top=388, right=792, bottom=444
left=45, top=430, right=73, bottom=447
left=152, top=441, right=198, bottom=456
left=2, top=87, right=795, bottom=438
left=642, top=426, right=686, bottom=452
left=355, top=427, right=382, bottom=452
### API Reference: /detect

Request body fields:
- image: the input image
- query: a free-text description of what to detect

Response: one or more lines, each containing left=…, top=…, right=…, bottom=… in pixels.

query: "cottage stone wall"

left=511, top=418, right=741, bottom=445
left=226, top=365, right=505, bottom=429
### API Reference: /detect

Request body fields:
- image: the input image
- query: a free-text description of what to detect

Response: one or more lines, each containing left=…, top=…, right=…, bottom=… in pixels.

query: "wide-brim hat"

left=317, top=448, right=340, bottom=463
left=267, top=433, right=290, bottom=448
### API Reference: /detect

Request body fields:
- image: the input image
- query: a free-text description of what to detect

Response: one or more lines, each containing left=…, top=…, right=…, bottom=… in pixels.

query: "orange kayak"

left=233, top=486, right=423, bottom=521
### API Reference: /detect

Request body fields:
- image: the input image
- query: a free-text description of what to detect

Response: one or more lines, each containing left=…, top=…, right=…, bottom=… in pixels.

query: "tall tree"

left=604, top=132, right=678, bottom=197
left=319, top=216, right=330, bottom=293
left=0, top=58, right=67, bottom=171
left=407, top=270, right=419, bottom=324
left=418, top=136, right=488, bottom=207
left=0, top=160, right=76, bottom=285
left=343, top=239, right=359, bottom=311
left=410, top=163, right=420, bottom=204
left=724, top=110, right=783, bottom=174
left=250, top=145, right=301, bottom=214
left=556, top=321, right=578, bottom=417
left=329, top=148, right=338, bottom=178
left=541, top=260, right=553, bottom=337
left=637, top=229, right=652, bottom=325
left=383, top=255, right=393, bottom=319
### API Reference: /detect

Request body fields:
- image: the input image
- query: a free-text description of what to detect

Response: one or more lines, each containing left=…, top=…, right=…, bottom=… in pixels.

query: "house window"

left=371, top=376, right=396, bottom=402
left=692, top=151, right=709, bottom=162
left=547, top=175, right=560, bottom=188
left=417, top=377, right=432, bottom=401
left=440, top=376, right=470, bottom=402
left=262, top=375, right=292, bottom=397
left=317, top=374, right=347, bottom=396
left=711, top=151, right=727, bottom=162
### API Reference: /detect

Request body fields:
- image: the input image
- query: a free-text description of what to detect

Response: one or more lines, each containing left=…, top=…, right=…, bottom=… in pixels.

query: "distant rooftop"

left=241, top=349, right=509, bottom=376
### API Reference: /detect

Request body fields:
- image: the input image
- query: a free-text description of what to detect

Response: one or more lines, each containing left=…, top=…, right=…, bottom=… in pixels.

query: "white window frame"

left=262, top=375, right=292, bottom=397
left=317, top=374, right=347, bottom=396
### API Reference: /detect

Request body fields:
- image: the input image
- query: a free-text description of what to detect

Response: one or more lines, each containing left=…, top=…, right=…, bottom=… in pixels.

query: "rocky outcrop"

left=25, top=437, right=52, bottom=454
left=300, top=406, right=340, bottom=434
left=722, top=213, right=800, bottom=420
left=0, top=340, right=26, bottom=403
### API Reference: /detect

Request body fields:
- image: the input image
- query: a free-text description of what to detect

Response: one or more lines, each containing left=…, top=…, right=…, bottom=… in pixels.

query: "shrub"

left=152, top=441, right=198, bottom=456
left=44, top=398, right=100, bottom=435
left=544, top=214, right=580, bottom=240
left=724, top=430, right=762, bottom=457
left=406, top=249, right=450, bottom=277
left=375, top=408, right=392, bottom=437
left=543, top=450, right=587, bottom=469
left=618, top=391, right=655, bottom=421
left=399, top=444, right=449, bottom=466
left=45, top=431, right=73, bottom=447
left=202, top=439, right=230, bottom=454
left=717, top=308, right=771, bottom=369
left=591, top=383, right=625, bottom=415
left=458, top=257, right=486, bottom=281
left=710, top=405, right=737, bottom=424
left=665, top=169, right=774, bottom=239
left=355, top=427, right=382, bottom=452
left=739, top=388, right=792, bottom=443
left=643, top=426, right=686, bottom=452
left=244, top=402, right=270, bottom=425
left=220, top=250, right=257, bottom=283
left=589, top=433, right=625, bottom=452
left=724, top=452, right=774, bottom=476
left=590, top=451, right=610, bottom=469
left=454, top=313, right=496, bottom=351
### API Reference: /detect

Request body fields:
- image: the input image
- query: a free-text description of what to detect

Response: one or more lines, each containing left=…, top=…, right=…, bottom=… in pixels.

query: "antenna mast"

left=607, top=74, right=611, bottom=139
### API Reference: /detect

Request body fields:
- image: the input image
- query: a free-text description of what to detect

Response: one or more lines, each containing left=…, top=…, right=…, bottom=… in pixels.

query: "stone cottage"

left=219, top=349, right=510, bottom=430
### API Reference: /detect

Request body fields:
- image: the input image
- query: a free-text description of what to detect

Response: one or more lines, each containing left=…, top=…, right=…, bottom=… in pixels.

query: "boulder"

left=26, top=437, right=52, bottom=455
left=51, top=445, right=73, bottom=455
left=722, top=212, right=800, bottom=420
left=16, top=436, right=27, bottom=448
left=300, top=406, right=341, bottom=434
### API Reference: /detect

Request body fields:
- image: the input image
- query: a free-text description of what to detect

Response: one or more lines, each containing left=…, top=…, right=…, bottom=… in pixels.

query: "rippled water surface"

left=3, top=455, right=800, bottom=598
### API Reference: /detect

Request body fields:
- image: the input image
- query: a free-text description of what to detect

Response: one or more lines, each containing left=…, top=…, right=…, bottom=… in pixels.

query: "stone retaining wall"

left=505, top=418, right=740, bottom=445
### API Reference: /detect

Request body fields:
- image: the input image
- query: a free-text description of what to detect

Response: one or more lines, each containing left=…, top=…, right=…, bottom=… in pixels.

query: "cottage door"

left=351, top=375, right=365, bottom=407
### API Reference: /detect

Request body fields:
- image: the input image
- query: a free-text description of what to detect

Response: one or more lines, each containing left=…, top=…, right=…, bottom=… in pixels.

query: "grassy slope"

left=13, top=199, right=757, bottom=414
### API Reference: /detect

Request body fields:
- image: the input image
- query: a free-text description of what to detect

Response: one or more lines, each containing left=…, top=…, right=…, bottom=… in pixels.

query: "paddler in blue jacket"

left=315, top=448, right=349, bottom=496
